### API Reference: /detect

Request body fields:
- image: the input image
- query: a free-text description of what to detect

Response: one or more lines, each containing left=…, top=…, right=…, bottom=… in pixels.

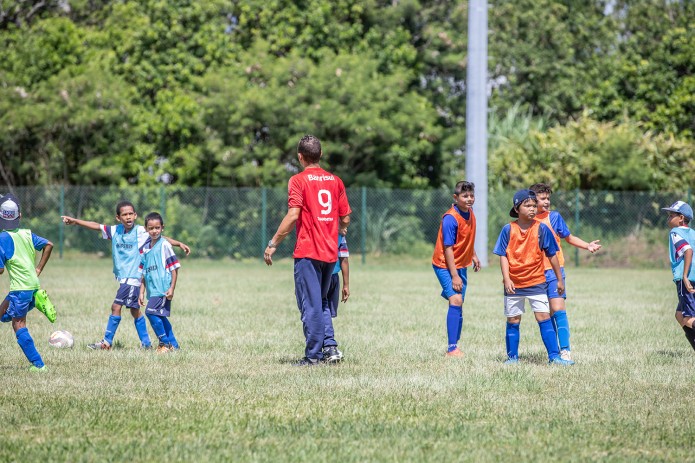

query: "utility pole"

left=466, top=0, right=489, bottom=266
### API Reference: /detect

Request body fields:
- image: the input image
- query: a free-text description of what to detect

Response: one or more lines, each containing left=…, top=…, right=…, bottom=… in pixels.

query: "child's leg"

left=550, top=300, right=570, bottom=352
left=161, top=317, right=178, bottom=349
left=506, top=316, right=521, bottom=361
left=13, top=318, right=44, bottom=368
left=146, top=313, right=169, bottom=345
left=446, top=294, right=463, bottom=353
left=322, top=298, right=337, bottom=348
left=130, top=308, right=152, bottom=348
left=531, top=294, right=562, bottom=361
left=675, top=311, right=695, bottom=352
left=102, top=303, right=123, bottom=346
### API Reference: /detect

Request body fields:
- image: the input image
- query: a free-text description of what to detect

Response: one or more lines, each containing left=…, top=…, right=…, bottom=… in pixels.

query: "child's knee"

left=507, top=315, right=521, bottom=324
left=448, top=294, right=463, bottom=307
left=111, top=304, right=122, bottom=316
left=130, top=308, right=142, bottom=318
left=534, top=312, right=551, bottom=322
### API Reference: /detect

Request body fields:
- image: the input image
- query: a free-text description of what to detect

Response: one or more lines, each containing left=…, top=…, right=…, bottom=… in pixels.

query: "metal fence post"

left=159, top=185, right=166, bottom=222
left=361, top=186, right=366, bottom=265
left=261, top=187, right=267, bottom=259
left=574, top=188, right=580, bottom=267
left=59, top=184, right=65, bottom=259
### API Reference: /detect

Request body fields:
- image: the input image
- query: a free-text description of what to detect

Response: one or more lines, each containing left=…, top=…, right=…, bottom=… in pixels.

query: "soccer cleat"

left=292, top=357, right=320, bottom=367
left=323, top=346, right=343, bottom=363
left=87, top=340, right=111, bottom=350
left=445, top=347, right=464, bottom=358
left=560, top=349, right=573, bottom=361
left=34, top=289, right=56, bottom=323
left=156, top=343, right=172, bottom=354
left=504, top=357, right=519, bottom=364
left=29, top=365, right=47, bottom=372
left=549, top=357, right=575, bottom=366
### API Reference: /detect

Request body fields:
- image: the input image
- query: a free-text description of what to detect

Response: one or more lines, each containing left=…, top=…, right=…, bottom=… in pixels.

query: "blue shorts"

left=114, top=283, right=140, bottom=309
left=145, top=296, right=172, bottom=317
left=544, top=268, right=567, bottom=300
left=433, top=265, right=468, bottom=301
left=676, top=281, right=695, bottom=318
left=4, top=290, right=37, bottom=319
left=324, top=273, right=340, bottom=318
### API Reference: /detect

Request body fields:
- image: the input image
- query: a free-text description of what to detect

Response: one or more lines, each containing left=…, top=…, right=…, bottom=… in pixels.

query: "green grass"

left=0, top=258, right=692, bottom=462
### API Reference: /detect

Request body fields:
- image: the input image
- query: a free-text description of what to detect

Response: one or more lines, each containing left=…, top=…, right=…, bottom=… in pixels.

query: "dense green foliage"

left=1, top=0, right=693, bottom=189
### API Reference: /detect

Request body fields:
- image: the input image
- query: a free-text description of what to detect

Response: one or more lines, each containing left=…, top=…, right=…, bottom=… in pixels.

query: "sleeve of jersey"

left=550, top=211, right=571, bottom=238
left=338, top=236, right=349, bottom=258
left=31, top=233, right=49, bottom=250
left=288, top=176, right=303, bottom=208
left=101, top=225, right=114, bottom=240
left=337, top=180, right=351, bottom=216
left=441, top=214, right=458, bottom=247
left=540, top=224, right=559, bottom=257
left=137, top=226, right=150, bottom=252
left=0, top=233, right=10, bottom=268
left=492, top=225, right=510, bottom=256
left=672, top=232, right=691, bottom=260
left=163, top=242, right=181, bottom=272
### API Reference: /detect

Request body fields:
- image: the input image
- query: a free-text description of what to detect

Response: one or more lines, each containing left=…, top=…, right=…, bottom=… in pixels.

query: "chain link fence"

left=6, top=186, right=691, bottom=268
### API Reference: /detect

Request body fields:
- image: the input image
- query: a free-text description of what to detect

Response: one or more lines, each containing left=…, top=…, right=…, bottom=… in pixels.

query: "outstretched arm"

left=163, top=237, right=191, bottom=256
left=565, top=234, right=601, bottom=253
left=36, top=242, right=53, bottom=277
left=61, top=216, right=101, bottom=231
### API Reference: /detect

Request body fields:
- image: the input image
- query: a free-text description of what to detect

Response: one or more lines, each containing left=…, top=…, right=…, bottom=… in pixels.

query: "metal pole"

left=466, top=0, right=489, bottom=267
left=261, top=187, right=267, bottom=259
left=59, top=185, right=65, bottom=259
left=575, top=188, right=580, bottom=267
left=159, top=186, right=166, bottom=223
left=361, top=186, right=366, bottom=265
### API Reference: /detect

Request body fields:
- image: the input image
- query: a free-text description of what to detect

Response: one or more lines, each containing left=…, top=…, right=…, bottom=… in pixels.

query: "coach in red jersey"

left=264, top=135, right=351, bottom=366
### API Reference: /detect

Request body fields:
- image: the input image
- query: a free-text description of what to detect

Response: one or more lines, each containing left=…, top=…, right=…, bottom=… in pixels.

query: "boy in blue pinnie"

left=321, top=232, right=350, bottom=362
left=62, top=201, right=189, bottom=350
left=663, top=200, right=695, bottom=352
left=138, top=212, right=181, bottom=353
left=0, top=194, right=54, bottom=371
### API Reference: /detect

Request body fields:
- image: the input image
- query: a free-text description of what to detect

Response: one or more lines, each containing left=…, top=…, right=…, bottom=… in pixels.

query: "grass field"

left=0, top=257, right=693, bottom=462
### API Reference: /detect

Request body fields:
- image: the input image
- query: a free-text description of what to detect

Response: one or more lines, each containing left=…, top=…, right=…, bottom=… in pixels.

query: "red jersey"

left=288, top=166, right=351, bottom=262
left=431, top=206, right=476, bottom=269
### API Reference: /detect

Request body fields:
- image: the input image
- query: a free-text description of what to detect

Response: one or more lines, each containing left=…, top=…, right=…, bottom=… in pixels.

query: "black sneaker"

left=292, top=357, right=320, bottom=367
left=323, top=346, right=343, bottom=363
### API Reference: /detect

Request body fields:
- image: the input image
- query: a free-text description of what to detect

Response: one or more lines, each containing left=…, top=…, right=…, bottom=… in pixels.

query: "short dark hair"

left=144, top=212, right=164, bottom=227
left=297, top=135, right=322, bottom=163
left=529, top=183, right=552, bottom=195
left=116, top=200, right=135, bottom=216
left=454, top=181, right=475, bottom=194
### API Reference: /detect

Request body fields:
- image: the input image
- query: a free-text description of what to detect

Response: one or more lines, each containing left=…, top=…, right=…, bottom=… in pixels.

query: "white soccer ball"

left=48, top=330, right=74, bottom=348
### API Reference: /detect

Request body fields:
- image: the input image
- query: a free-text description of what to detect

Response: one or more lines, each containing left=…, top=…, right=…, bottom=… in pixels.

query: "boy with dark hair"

left=493, top=189, right=574, bottom=365
left=662, top=200, right=695, bottom=352
left=431, top=181, right=480, bottom=357
left=62, top=202, right=189, bottom=350
left=529, top=183, right=601, bottom=361
left=0, top=193, right=53, bottom=371
left=138, top=212, right=181, bottom=353
left=264, top=134, right=351, bottom=366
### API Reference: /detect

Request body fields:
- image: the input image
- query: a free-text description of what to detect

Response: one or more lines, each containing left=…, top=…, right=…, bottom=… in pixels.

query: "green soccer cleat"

left=34, top=289, right=56, bottom=323
left=29, top=365, right=47, bottom=372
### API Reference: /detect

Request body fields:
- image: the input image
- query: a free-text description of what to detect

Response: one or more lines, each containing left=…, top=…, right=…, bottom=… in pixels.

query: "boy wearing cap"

left=493, top=189, right=574, bottom=365
left=432, top=181, right=480, bottom=357
left=0, top=194, right=53, bottom=371
left=529, top=183, right=601, bottom=362
left=663, top=200, right=695, bottom=352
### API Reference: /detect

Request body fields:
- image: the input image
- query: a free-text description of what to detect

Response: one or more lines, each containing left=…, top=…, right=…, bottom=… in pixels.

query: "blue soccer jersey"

left=332, top=235, right=349, bottom=274
left=101, top=224, right=150, bottom=282
left=669, top=226, right=695, bottom=282
left=139, top=239, right=180, bottom=298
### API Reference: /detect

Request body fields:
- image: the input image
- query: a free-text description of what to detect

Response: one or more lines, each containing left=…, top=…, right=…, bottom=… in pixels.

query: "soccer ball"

left=48, top=330, right=74, bottom=348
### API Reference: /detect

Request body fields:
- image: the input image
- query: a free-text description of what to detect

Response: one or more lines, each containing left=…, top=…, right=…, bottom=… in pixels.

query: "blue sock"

left=446, top=305, right=463, bottom=351
left=161, top=317, right=178, bottom=348
left=16, top=327, right=44, bottom=368
left=104, top=315, right=121, bottom=346
left=552, top=310, right=571, bottom=351
left=146, top=314, right=168, bottom=344
left=505, top=322, right=520, bottom=359
left=134, top=315, right=151, bottom=347
left=539, top=318, right=560, bottom=361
